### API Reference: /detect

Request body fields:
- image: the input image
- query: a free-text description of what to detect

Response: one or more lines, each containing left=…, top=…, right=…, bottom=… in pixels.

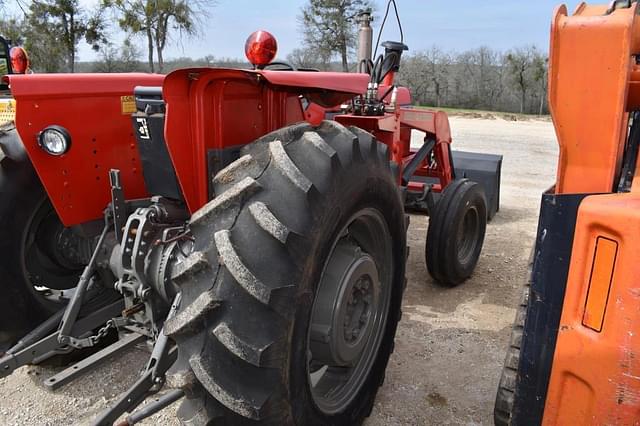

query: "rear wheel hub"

left=310, top=245, right=379, bottom=367
left=307, top=208, right=393, bottom=415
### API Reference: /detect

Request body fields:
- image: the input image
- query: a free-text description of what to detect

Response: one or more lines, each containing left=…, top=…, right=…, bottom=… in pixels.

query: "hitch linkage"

left=0, top=213, right=123, bottom=378
left=92, top=294, right=183, bottom=426
left=1, top=169, right=186, bottom=425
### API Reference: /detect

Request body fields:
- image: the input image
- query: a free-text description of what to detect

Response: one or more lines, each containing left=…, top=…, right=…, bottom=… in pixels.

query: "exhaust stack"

left=357, top=10, right=374, bottom=64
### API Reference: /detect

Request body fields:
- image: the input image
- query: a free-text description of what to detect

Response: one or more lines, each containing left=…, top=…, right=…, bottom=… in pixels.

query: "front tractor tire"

left=426, top=179, right=487, bottom=286
left=166, top=121, right=407, bottom=425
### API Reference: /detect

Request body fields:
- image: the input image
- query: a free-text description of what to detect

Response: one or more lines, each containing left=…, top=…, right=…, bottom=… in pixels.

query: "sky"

left=57, top=0, right=583, bottom=61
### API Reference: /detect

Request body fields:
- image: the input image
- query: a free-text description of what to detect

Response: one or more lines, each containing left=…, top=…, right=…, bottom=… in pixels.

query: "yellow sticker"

left=121, top=95, right=136, bottom=115
left=0, top=99, right=16, bottom=126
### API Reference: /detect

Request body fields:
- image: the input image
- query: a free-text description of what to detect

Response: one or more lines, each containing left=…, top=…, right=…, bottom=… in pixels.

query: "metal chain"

left=89, top=320, right=116, bottom=346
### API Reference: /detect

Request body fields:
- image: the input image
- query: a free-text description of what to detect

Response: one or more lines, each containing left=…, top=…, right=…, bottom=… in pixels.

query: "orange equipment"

left=495, top=2, right=640, bottom=424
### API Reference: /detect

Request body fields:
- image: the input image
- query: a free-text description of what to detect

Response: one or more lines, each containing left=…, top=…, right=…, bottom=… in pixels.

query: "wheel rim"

left=456, top=205, right=480, bottom=266
left=20, top=198, right=85, bottom=307
left=307, top=208, right=393, bottom=415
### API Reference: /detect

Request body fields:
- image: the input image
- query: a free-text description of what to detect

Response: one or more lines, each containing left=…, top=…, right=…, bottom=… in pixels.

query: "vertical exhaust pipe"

left=357, top=10, right=374, bottom=64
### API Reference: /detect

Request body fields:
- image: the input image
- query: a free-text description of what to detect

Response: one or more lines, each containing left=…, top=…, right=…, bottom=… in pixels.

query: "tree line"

left=0, top=0, right=214, bottom=73
left=293, top=1, right=549, bottom=114
left=286, top=45, right=548, bottom=115
left=0, top=0, right=549, bottom=114
left=397, top=46, right=548, bottom=114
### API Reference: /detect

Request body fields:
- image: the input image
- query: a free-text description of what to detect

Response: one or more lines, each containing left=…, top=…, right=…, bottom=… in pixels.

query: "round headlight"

left=38, top=126, right=70, bottom=156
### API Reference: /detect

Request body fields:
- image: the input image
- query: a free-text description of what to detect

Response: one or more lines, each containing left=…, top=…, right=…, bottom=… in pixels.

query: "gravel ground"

left=0, top=116, right=558, bottom=425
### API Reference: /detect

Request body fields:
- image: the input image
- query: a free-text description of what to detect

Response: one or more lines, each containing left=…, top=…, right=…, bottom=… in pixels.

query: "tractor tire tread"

left=494, top=261, right=532, bottom=426
left=171, top=121, right=405, bottom=425
left=426, top=179, right=487, bottom=286
left=164, top=290, right=220, bottom=337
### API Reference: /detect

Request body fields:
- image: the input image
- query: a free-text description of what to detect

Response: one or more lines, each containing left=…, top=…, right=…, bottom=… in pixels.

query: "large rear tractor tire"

left=0, top=158, right=87, bottom=352
left=166, top=121, right=406, bottom=425
left=425, top=179, right=487, bottom=286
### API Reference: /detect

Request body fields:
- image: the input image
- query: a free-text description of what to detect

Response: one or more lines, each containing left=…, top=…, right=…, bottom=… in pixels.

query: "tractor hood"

left=6, top=72, right=165, bottom=98
left=6, top=73, right=165, bottom=226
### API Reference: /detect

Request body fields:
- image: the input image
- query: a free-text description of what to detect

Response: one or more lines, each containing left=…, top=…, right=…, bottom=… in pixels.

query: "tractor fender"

left=259, top=69, right=369, bottom=94
left=6, top=72, right=165, bottom=227
left=164, top=67, right=369, bottom=94
left=162, top=68, right=370, bottom=213
left=164, top=67, right=370, bottom=106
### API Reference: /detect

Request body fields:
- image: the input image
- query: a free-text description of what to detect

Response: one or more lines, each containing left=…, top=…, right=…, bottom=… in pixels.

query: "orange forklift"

left=495, top=1, right=640, bottom=424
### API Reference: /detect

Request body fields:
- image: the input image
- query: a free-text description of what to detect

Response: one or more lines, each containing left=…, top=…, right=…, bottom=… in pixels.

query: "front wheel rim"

left=307, top=207, right=394, bottom=415
left=456, top=205, right=480, bottom=266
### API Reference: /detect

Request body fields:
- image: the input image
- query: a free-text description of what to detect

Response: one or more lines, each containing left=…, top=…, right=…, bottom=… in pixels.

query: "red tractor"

left=0, top=12, right=501, bottom=426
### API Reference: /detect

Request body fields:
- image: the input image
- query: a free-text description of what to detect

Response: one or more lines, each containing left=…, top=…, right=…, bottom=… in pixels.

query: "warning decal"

left=121, top=95, right=136, bottom=115
left=0, top=99, right=16, bottom=126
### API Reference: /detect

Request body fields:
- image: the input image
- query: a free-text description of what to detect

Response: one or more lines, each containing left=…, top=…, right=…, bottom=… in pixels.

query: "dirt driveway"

left=0, top=116, right=558, bottom=425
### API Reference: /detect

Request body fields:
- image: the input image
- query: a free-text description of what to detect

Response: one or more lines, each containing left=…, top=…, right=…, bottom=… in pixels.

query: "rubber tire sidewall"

left=426, top=179, right=487, bottom=286
left=171, top=122, right=407, bottom=425
left=289, top=156, right=406, bottom=425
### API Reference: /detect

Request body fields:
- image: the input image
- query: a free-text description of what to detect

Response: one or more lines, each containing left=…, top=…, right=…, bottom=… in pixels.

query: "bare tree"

left=94, top=43, right=120, bottom=72
left=457, top=47, right=504, bottom=109
left=396, top=44, right=548, bottom=114
left=476, top=47, right=504, bottom=108
left=203, top=54, right=215, bottom=66
left=505, top=46, right=539, bottom=114
left=94, top=39, right=142, bottom=72
left=101, top=0, right=215, bottom=73
left=424, top=46, right=451, bottom=107
left=532, top=53, right=549, bottom=115
left=299, top=0, right=371, bottom=72
left=287, top=47, right=329, bottom=70
left=396, top=47, right=450, bottom=107
left=398, top=53, right=429, bottom=105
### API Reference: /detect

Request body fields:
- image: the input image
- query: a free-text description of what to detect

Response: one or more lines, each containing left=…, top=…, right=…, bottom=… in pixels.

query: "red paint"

left=163, top=68, right=308, bottom=212
left=8, top=67, right=454, bottom=225
left=260, top=69, right=369, bottom=94
left=335, top=107, right=454, bottom=191
left=379, top=85, right=411, bottom=105
left=7, top=73, right=164, bottom=226
left=381, top=71, right=396, bottom=88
